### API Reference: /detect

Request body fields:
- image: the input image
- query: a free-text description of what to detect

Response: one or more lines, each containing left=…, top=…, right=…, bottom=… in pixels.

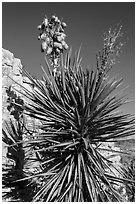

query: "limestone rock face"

left=2, top=48, right=23, bottom=121
left=2, top=48, right=40, bottom=126
left=2, top=49, right=42, bottom=167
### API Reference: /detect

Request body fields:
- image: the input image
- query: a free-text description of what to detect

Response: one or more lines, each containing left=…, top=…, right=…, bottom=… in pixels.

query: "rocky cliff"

left=2, top=49, right=40, bottom=161
left=2, top=48, right=37, bottom=125
left=2, top=48, right=23, bottom=121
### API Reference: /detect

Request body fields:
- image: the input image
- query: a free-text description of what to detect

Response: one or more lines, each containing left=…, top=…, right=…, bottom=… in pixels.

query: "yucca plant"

left=121, top=158, right=135, bottom=202
left=2, top=87, right=39, bottom=201
left=2, top=120, right=37, bottom=201
left=2, top=22, right=135, bottom=202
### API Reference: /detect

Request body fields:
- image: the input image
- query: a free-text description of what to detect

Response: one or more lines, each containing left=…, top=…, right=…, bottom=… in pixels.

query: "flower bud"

left=57, top=33, right=66, bottom=42
left=54, top=58, right=58, bottom=66
left=61, top=41, right=66, bottom=46
left=40, top=33, right=47, bottom=40
left=55, top=16, right=58, bottom=22
left=61, top=33, right=66, bottom=39
left=57, top=19, right=61, bottom=24
left=44, top=18, right=48, bottom=27
left=57, top=36, right=62, bottom=42
left=54, top=42, right=63, bottom=50
left=38, top=35, right=41, bottom=40
left=41, top=41, right=47, bottom=51
left=37, top=25, right=42, bottom=30
left=62, top=22, right=67, bottom=28
left=46, top=47, right=52, bottom=55
left=56, top=48, right=60, bottom=54
left=63, top=42, right=69, bottom=50
left=46, top=37, right=50, bottom=43
left=51, top=15, right=56, bottom=20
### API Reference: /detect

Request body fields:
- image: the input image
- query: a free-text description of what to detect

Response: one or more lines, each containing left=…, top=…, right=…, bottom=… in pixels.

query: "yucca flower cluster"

left=37, top=15, right=69, bottom=67
left=96, top=24, right=124, bottom=78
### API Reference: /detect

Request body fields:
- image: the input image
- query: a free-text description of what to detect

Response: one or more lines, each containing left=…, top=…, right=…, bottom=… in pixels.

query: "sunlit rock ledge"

left=2, top=48, right=38, bottom=123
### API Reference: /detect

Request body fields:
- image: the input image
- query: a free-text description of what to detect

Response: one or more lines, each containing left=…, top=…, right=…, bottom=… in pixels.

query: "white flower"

left=41, top=41, right=47, bottom=50
left=57, top=33, right=66, bottom=42
left=54, top=42, right=63, bottom=50
left=38, top=35, right=41, bottom=40
left=64, top=43, right=69, bottom=50
left=62, top=22, right=67, bottom=28
left=61, top=41, right=65, bottom=46
left=40, top=33, right=47, bottom=40
left=46, top=37, right=50, bottom=43
left=37, top=25, right=42, bottom=30
left=54, top=58, right=58, bottom=66
left=56, top=48, right=60, bottom=54
left=57, top=36, right=62, bottom=42
left=57, top=19, right=61, bottom=24
left=46, top=47, right=52, bottom=55
left=61, top=33, right=66, bottom=38
left=51, top=15, right=56, bottom=20
left=55, top=16, right=58, bottom=22
left=62, top=41, right=69, bottom=50
left=44, top=18, right=48, bottom=27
